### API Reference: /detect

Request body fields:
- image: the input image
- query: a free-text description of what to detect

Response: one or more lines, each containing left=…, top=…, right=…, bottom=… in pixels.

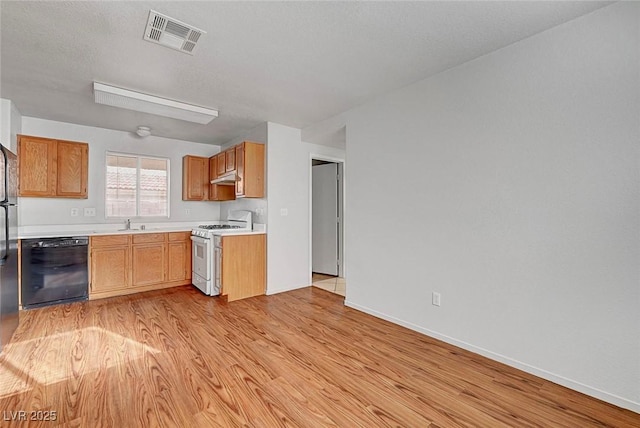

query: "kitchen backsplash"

left=221, top=198, right=267, bottom=225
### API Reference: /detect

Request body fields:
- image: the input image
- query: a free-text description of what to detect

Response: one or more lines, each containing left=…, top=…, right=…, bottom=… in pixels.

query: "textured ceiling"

left=0, top=1, right=610, bottom=145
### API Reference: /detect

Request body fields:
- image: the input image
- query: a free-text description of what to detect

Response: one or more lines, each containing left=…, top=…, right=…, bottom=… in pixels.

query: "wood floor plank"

left=0, top=285, right=637, bottom=427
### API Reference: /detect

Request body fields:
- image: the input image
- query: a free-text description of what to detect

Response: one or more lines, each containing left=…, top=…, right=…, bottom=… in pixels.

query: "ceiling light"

left=136, top=126, right=151, bottom=137
left=93, top=82, right=218, bottom=124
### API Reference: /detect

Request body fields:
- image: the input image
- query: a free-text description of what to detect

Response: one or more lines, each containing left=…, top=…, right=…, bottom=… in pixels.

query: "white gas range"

left=190, top=210, right=252, bottom=296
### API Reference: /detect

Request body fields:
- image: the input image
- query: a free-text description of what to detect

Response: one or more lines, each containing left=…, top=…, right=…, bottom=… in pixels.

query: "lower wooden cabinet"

left=220, top=234, right=266, bottom=302
left=132, top=245, right=165, bottom=286
left=90, top=231, right=192, bottom=300
left=167, top=232, right=192, bottom=282
left=90, top=242, right=130, bottom=294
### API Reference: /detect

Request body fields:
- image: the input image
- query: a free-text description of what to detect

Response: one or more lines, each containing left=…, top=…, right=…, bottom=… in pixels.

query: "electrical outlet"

left=185, top=208, right=191, bottom=215
left=84, top=207, right=96, bottom=217
left=70, top=208, right=79, bottom=217
left=280, top=208, right=288, bottom=216
left=432, top=292, right=441, bottom=307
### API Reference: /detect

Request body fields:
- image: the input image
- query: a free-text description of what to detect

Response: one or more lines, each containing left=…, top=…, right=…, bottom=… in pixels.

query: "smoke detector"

left=143, top=10, right=205, bottom=54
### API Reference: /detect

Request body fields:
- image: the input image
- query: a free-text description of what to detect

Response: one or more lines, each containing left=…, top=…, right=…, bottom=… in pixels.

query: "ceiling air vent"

left=143, top=10, right=205, bottom=55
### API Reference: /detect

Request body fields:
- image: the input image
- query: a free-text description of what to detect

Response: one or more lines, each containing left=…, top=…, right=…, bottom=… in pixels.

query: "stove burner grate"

left=198, top=225, right=242, bottom=230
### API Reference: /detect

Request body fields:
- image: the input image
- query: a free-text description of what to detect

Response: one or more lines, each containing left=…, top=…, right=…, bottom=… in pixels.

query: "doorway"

left=310, top=157, right=345, bottom=296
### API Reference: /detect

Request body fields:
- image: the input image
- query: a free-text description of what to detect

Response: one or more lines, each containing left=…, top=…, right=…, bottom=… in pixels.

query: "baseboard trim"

left=344, top=299, right=640, bottom=414
left=266, top=283, right=307, bottom=296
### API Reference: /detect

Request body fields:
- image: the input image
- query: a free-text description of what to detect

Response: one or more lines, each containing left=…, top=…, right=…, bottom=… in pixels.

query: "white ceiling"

left=0, top=1, right=610, bottom=146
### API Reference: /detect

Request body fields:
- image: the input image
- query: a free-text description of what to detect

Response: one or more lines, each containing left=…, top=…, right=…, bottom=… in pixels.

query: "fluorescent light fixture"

left=93, top=82, right=218, bottom=124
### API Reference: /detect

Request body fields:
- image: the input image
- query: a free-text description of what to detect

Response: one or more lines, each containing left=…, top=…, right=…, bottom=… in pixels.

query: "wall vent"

left=143, top=10, right=205, bottom=55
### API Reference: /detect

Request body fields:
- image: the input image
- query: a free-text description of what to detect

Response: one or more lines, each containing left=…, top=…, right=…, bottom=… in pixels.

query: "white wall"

left=0, top=98, right=22, bottom=153
left=0, top=99, right=11, bottom=148
left=344, top=2, right=639, bottom=411
left=301, top=112, right=346, bottom=150
left=266, top=122, right=345, bottom=294
left=20, top=117, right=222, bottom=226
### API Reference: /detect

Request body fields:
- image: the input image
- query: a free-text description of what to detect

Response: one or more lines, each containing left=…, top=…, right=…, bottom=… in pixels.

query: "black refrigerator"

left=0, top=144, right=18, bottom=352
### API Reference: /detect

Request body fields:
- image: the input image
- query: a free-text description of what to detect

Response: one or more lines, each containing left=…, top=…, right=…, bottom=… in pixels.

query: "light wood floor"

left=1, top=286, right=638, bottom=427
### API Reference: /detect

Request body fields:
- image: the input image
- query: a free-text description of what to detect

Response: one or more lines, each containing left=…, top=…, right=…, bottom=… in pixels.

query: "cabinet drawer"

left=91, top=234, right=130, bottom=247
left=168, top=231, right=191, bottom=242
left=132, top=233, right=166, bottom=244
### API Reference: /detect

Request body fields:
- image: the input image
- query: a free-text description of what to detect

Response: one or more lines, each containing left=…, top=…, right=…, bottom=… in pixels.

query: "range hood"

left=210, top=171, right=237, bottom=186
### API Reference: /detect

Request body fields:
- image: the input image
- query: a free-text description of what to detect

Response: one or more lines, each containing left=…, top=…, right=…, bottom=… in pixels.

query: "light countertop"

left=18, top=223, right=266, bottom=239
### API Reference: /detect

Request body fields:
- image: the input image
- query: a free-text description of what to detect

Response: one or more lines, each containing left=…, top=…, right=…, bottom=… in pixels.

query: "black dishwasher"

left=21, top=237, right=89, bottom=309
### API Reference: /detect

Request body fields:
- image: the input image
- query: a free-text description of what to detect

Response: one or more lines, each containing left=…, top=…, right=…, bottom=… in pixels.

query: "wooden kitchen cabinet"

left=167, top=232, right=192, bottom=282
left=216, top=152, right=226, bottom=176
left=90, top=235, right=131, bottom=294
left=18, top=134, right=88, bottom=198
left=56, top=140, right=89, bottom=197
left=182, top=155, right=209, bottom=201
left=235, top=141, right=265, bottom=198
left=185, top=140, right=264, bottom=201
left=132, top=233, right=166, bottom=287
left=209, top=155, right=217, bottom=180
left=225, top=148, right=235, bottom=172
left=208, top=155, right=235, bottom=201
left=89, top=231, right=192, bottom=300
left=220, top=234, right=266, bottom=302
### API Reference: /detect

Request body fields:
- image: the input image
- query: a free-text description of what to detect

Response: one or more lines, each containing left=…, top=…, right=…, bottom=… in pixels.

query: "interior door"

left=312, top=163, right=338, bottom=276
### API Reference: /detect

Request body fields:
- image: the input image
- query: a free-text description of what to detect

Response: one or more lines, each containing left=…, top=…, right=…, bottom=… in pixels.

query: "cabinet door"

left=209, top=155, right=217, bottom=181
left=182, top=156, right=209, bottom=201
left=225, top=148, right=235, bottom=172
left=132, top=243, right=165, bottom=286
left=207, top=155, right=234, bottom=201
left=241, top=141, right=265, bottom=198
left=91, top=246, right=130, bottom=293
left=56, top=141, right=88, bottom=198
left=18, top=135, right=57, bottom=197
left=220, top=234, right=266, bottom=301
left=235, top=144, right=245, bottom=197
left=167, top=241, right=190, bottom=281
left=216, top=153, right=226, bottom=176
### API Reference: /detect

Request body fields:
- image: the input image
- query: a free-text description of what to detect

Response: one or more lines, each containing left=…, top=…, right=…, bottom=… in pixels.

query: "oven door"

left=191, top=235, right=211, bottom=281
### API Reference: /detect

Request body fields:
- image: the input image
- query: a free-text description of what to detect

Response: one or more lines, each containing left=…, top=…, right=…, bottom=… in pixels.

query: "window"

left=106, top=153, right=169, bottom=218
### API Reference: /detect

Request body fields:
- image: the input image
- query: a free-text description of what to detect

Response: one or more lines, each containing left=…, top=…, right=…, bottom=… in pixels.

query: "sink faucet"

left=125, top=218, right=131, bottom=230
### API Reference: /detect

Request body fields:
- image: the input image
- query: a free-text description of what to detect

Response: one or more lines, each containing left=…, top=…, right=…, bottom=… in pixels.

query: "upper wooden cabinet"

left=18, top=134, right=88, bottom=198
left=185, top=141, right=264, bottom=201
left=209, top=155, right=217, bottom=181
left=208, top=155, right=234, bottom=201
left=182, top=155, right=209, bottom=201
left=225, top=148, right=235, bottom=172
left=235, top=141, right=265, bottom=198
left=56, top=141, right=89, bottom=197
left=216, top=152, right=226, bottom=176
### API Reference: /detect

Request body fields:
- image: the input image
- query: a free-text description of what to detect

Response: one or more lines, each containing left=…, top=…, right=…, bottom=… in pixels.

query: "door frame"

left=309, top=154, right=345, bottom=285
